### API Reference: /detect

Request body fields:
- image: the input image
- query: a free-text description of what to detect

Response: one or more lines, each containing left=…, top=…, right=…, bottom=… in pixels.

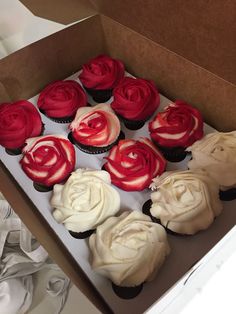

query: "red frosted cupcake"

left=69, top=103, right=123, bottom=154
left=37, top=80, right=87, bottom=123
left=111, top=77, right=160, bottom=130
left=79, top=55, right=125, bottom=103
left=149, top=100, right=203, bottom=162
left=20, top=135, right=75, bottom=192
left=0, top=100, right=43, bottom=155
left=103, top=137, right=166, bottom=191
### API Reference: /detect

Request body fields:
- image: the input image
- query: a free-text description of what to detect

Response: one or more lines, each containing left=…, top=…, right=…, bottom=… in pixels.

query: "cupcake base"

left=142, top=199, right=185, bottom=236
left=112, top=282, right=143, bottom=299
left=33, top=182, right=53, bottom=192
left=68, top=130, right=125, bottom=154
left=5, top=147, right=23, bottom=156
left=154, top=144, right=188, bottom=162
left=219, top=188, right=236, bottom=201
left=69, top=229, right=95, bottom=239
left=117, top=115, right=146, bottom=130
left=85, top=87, right=112, bottom=103
left=39, top=109, right=74, bottom=123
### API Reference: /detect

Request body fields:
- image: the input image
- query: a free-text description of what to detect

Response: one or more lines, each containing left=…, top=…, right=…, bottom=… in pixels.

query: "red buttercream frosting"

left=20, top=135, right=75, bottom=187
left=111, top=77, right=160, bottom=121
left=37, top=80, right=87, bottom=118
left=149, top=100, right=204, bottom=148
left=79, top=55, right=125, bottom=90
left=103, top=137, right=166, bottom=191
left=69, top=104, right=120, bottom=147
left=0, top=100, right=42, bottom=149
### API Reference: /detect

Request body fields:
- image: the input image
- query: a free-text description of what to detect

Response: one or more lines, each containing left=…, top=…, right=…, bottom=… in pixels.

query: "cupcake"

left=0, top=100, right=43, bottom=155
left=111, top=77, right=160, bottom=130
left=20, top=135, right=75, bottom=192
left=51, top=168, right=120, bottom=239
left=103, top=137, right=166, bottom=191
left=89, top=211, right=170, bottom=299
left=187, top=131, right=236, bottom=201
left=149, top=100, right=204, bottom=162
left=69, top=103, right=122, bottom=154
left=37, top=80, right=87, bottom=123
left=79, top=55, right=125, bottom=102
left=143, top=169, right=223, bottom=235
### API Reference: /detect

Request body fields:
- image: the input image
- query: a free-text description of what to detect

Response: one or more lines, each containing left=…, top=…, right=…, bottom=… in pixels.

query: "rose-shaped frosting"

left=89, top=211, right=170, bottom=287
left=103, top=137, right=166, bottom=191
left=37, top=80, right=87, bottom=118
left=0, top=100, right=42, bottom=149
left=51, top=168, right=120, bottom=232
left=79, top=55, right=125, bottom=90
left=69, top=104, right=120, bottom=147
left=20, top=135, right=75, bottom=186
left=187, top=131, right=236, bottom=190
left=111, top=77, right=160, bottom=121
left=149, top=169, right=223, bottom=234
left=149, top=100, right=203, bottom=148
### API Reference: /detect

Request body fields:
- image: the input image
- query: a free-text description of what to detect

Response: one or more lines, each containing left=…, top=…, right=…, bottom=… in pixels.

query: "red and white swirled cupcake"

left=111, top=77, right=160, bottom=130
left=149, top=100, right=204, bottom=162
left=103, top=137, right=166, bottom=191
left=37, top=80, right=87, bottom=123
left=79, top=55, right=125, bottom=103
left=20, top=135, right=76, bottom=192
left=0, top=100, right=43, bottom=155
left=69, top=103, right=123, bottom=154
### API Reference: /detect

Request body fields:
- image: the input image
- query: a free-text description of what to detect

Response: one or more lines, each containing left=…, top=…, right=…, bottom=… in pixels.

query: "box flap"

left=92, top=0, right=236, bottom=85
left=20, top=0, right=97, bottom=24
left=0, top=15, right=105, bottom=101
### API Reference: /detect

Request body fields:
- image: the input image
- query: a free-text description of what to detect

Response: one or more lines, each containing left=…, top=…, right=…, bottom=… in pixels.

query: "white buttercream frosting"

left=51, top=169, right=120, bottom=232
left=187, top=131, right=236, bottom=190
left=150, top=169, right=223, bottom=235
left=89, top=211, right=170, bottom=287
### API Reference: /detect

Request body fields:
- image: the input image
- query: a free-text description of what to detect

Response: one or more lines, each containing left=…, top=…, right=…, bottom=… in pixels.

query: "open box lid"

left=20, top=0, right=236, bottom=84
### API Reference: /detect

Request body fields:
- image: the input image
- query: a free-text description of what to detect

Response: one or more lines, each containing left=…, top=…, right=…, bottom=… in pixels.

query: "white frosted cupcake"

left=51, top=168, right=120, bottom=238
left=187, top=131, right=236, bottom=201
left=89, top=211, right=170, bottom=299
left=144, top=169, right=223, bottom=235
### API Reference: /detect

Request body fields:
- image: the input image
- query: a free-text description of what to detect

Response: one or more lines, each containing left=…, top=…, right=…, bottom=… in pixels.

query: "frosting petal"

left=150, top=169, right=223, bottom=234
left=20, top=135, right=75, bottom=186
left=89, top=211, right=170, bottom=287
left=37, top=80, right=87, bottom=118
left=79, top=55, right=125, bottom=90
left=187, top=131, right=236, bottom=190
left=70, top=103, right=120, bottom=147
left=51, top=168, right=120, bottom=232
left=104, top=137, right=166, bottom=191
left=111, top=77, right=160, bottom=121
left=149, top=100, right=203, bottom=148
left=0, top=100, right=42, bottom=149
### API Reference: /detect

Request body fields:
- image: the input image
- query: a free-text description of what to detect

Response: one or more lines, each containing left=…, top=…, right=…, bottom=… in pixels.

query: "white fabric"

left=0, top=197, right=71, bottom=314
left=0, top=277, right=33, bottom=314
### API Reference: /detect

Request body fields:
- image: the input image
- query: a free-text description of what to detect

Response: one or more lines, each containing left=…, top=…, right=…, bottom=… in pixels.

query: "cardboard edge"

left=19, top=0, right=97, bottom=25
left=0, top=14, right=106, bottom=101
left=0, top=161, right=112, bottom=314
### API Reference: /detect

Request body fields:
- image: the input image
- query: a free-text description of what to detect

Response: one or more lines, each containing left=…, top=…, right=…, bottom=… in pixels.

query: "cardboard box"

left=0, top=1, right=236, bottom=313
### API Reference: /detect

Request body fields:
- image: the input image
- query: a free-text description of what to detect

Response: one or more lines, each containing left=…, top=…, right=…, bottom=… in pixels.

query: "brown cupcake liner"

left=68, top=130, right=125, bottom=154
left=69, top=229, right=95, bottom=239
left=112, top=282, right=143, bottom=299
